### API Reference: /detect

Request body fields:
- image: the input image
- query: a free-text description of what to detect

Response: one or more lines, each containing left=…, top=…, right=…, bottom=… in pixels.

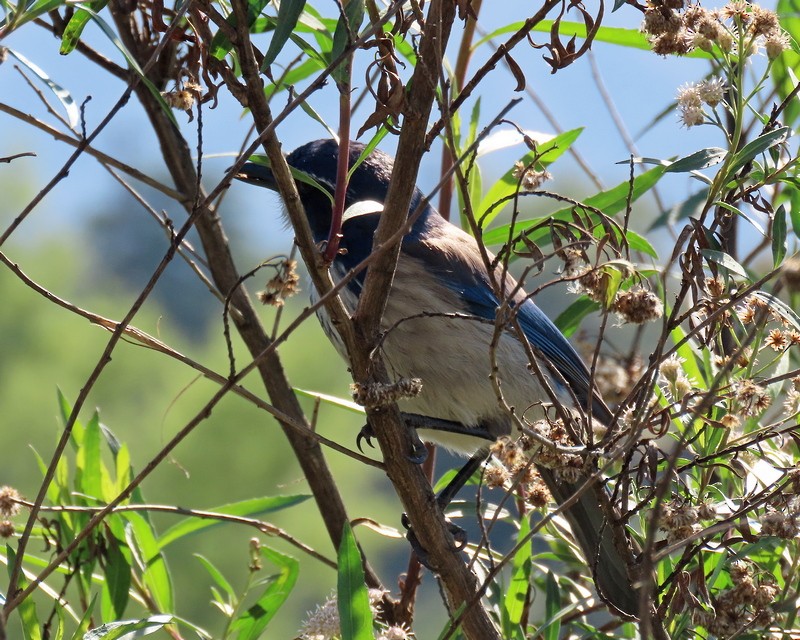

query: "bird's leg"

left=402, top=450, right=490, bottom=569
left=357, top=413, right=493, bottom=464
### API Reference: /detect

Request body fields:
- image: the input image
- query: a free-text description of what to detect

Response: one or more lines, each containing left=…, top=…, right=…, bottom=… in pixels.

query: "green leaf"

left=228, top=547, right=299, bottom=640
left=503, top=516, right=532, bottom=625
left=59, top=1, right=109, bottom=55
left=194, top=554, right=237, bottom=603
left=123, top=513, right=174, bottom=613
left=75, top=411, right=102, bottom=501
left=477, top=128, right=583, bottom=227
left=330, top=0, right=365, bottom=85
left=5, top=49, right=79, bottom=128
left=263, top=0, right=308, bottom=68
left=728, top=126, right=792, bottom=174
left=337, top=521, right=372, bottom=640
left=101, top=517, right=132, bottom=621
left=83, top=615, right=172, bottom=640
left=6, top=545, right=43, bottom=640
left=554, top=297, right=600, bottom=338
left=772, top=204, right=788, bottom=268
left=158, top=495, right=311, bottom=548
left=482, top=164, right=666, bottom=246
left=474, top=21, right=713, bottom=58
left=700, top=249, right=749, bottom=279
left=62, top=6, right=177, bottom=127
left=626, top=228, right=659, bottom=259
left=67, top=594, right=97, bottom=640
left=543, top=571, right=561, bottom=640
left=294, top=388, right=365, bottom=413
left=664, top=147, right=727, bottom=173
left=208, top=0, right=270, bottom=60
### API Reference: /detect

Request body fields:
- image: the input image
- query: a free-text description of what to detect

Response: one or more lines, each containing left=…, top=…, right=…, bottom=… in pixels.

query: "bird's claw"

left=355, top=420, right=428, bottom=464
left=356, top=424, right=376, bottom=453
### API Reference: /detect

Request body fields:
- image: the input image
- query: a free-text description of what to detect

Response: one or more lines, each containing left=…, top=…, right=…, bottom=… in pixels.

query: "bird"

left=236, top=138, right=640, bottom=618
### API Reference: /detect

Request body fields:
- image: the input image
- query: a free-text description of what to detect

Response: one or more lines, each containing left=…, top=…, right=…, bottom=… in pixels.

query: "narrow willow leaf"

left=477, top=128, right=583, bottom=227
left=158, top=495, right=310, bottom=548
left=6, top=49, right=79, bottom=127
left=474, top=21, right=713, bottom=58
left=194, top=554, right=237, bottom=602
left=228, top=547, right=299, bottom=640
left=665, top=147, right=726, bottom=173
left=772, top=204, right=788, bottom=268
left=124, top=513, right=174, bottom=612
left=59, top=1, right=109, bottom=55
left=83, top=614, right=172, bottom=640
left=330, top=0, right=365, bottom=85
left=554, top=297, right=600, bottom=338
left=700, top=249, right=749, bottom=279
left=728, top=126, right=791, bottom=174
left=6, top=546, right=43, bottom=640
left=543, top=571, right=561, bottom=640
left=626, top=228, right=659, bottom=258
left=504, top=516, right=532, bottom=625
left=263, top=0, right=308, bottom=68
left=337, top=521, right=372, bottom=640
left=482, top=164, right=666, bottom=246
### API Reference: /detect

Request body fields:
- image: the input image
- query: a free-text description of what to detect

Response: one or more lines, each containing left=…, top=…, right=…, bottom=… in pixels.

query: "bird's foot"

left=401, top=512, right=468, bottom=570
left=355, top=419, right=428, bottom=464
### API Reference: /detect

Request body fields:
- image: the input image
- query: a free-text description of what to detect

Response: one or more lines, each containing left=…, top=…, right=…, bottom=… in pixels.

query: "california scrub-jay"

left=237, top=139, right=639, bottom=618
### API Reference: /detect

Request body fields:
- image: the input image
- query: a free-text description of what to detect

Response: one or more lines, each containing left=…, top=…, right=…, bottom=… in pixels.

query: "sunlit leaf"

left=482, top=164, right=666, bottom=246
left=83, top=614, right=172, bottom=640
left=6, top=546, right=42, bottom=640
left=337, top=521, right=372, bottom=640
left=330, top=0, right=365, bottom=85
left=772, top=204, right=788, bottom=268
left=664, top=147, right=726, bottom=173
left=554, top=297, right=600, bottom=338
left=228, top=547, right=299, bottom=639
left=158, top=495, right=311, bottom=548
left=728, top=126, right=791, bottom=174
left=477, top=128, right=583, bottom=227
left=504, top=515, right=532, bottom=625
left=5, top=49, right=79, bottom=128
left=124, top=513, right=173, bottom=612
left=263, top=0, right=308, bottom=68
left=700, top=249, right=749, bottom=279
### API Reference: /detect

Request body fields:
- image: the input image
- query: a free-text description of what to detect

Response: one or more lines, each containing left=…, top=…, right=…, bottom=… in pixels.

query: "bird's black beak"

left=234, top=162, right=278, bottom=191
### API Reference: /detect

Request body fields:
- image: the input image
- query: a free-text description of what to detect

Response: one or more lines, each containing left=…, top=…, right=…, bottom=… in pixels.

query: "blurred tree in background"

left=2, top=0, right=800, bottom=638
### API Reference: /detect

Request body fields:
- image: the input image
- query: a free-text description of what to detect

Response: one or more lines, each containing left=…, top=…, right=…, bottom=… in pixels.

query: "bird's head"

left=236, top=139, right=428, bottom=242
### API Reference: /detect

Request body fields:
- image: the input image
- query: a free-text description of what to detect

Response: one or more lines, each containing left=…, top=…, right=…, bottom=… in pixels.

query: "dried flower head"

left=732, top=379, right=771, bottom=416
left=698, top=77, right=726, bottom=107
left=484, top=464, right=510, bottom=489
left=760, top=509, right=800, bottom=538
left=651, top=29, right=695, bottom=55
left=512, top=161, right=552, bottom=191
left=258, top=258, right=300, bottom=307
left=765, top=328, right=789, bottom=352
left=351, top=378, right=423, bottom=408
left=764, top=30, right=791, bottom=59
left=642, top=6, right=682, bottom=35
left=299, top=594, right=340, bottom=640
left=377, top=624, right=415, bottom=640
left=613, top=288, right=664, bottom=324
left=0, top=486, right=21, bottom=517
left=720, top=413, right=741, bottom=429
left=659, top=354, right=685, bottom=384
left=0, top=521, right=14, bottom=538
left=750, top=5, right=780, bottom=36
